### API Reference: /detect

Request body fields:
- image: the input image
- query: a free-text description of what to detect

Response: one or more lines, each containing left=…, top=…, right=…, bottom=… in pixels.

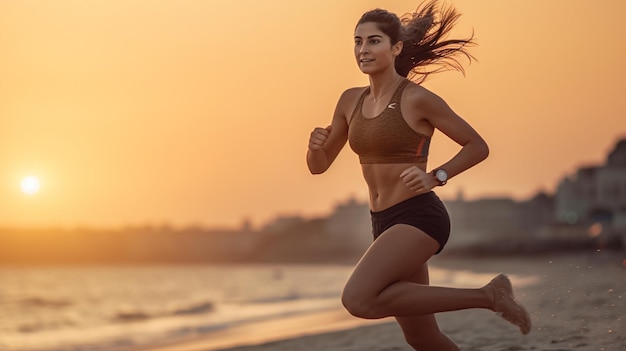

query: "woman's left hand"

left=400, top=166, right=436, bottom=193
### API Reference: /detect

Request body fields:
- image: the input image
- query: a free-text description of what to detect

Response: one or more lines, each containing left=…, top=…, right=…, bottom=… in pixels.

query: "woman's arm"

left=416, top=88, right=489, bottom=180
left=306, top=89, right=354, bottom=174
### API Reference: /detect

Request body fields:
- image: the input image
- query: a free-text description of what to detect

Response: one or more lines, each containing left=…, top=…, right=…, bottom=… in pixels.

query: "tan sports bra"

left=348, top=79, right=431, bottom=164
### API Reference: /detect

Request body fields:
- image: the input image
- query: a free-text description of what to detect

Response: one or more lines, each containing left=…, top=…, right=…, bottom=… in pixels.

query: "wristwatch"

left=432, top=168, right=448, bottom=186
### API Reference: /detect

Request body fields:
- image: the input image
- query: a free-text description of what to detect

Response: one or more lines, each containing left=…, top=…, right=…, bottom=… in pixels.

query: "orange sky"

left=2, top=0, right=625, bottom=229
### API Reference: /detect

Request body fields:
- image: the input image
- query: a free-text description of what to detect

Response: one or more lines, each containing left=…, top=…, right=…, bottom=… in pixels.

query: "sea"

left=0, top=261, right=545, bottom=351
left=0, top=263, right=355, bottom=351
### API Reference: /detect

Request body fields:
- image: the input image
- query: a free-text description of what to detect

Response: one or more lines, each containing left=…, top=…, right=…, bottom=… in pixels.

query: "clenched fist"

left=308, top=125, right=332, bottom=151
left=400, top=166, right=436, bottom=193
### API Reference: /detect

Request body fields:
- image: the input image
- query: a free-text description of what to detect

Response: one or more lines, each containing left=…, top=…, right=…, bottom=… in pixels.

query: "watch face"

left=436, top=169, right=448, bottom=182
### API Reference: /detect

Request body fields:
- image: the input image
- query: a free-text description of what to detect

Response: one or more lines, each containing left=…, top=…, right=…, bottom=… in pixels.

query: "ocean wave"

left=19, top=297, right=73, bottom=309
left=113, top=310, right=152, bottom=322
left=247, top=292, right=301, bottom=304
left=112, top=300, right=216, bottom=322
left=17, top=319, right=76, bottom=333
left=244, top=290, right=340, bottom=304
left=18, top=323, right=49, bottom=333
left=172, top=301, right=215, bottom=315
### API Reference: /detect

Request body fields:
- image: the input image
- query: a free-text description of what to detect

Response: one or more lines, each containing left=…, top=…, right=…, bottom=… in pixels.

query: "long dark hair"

left=357, top=0, right=475, bottom=83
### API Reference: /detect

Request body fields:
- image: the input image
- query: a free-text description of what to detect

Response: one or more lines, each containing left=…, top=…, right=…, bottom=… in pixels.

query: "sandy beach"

left=136, top=251, right=625, bottom=351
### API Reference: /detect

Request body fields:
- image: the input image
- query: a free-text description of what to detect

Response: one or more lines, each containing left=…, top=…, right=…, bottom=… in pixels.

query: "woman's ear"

left=392, top=40, right=403, bottom=57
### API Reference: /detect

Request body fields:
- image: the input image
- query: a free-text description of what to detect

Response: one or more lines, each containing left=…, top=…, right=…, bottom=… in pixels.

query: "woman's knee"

left=341, top=286, right=380, bottom=319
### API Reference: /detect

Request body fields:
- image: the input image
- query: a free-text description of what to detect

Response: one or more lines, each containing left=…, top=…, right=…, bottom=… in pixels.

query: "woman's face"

left=354, top=22, right=400, bottom=75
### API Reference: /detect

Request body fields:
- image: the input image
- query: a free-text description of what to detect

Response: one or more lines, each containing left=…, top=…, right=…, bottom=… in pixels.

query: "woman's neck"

left=368, top=73, right=403, bottom=102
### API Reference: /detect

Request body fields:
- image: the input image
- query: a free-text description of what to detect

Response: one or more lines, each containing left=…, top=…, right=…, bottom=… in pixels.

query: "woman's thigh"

left=343, top=223, right=440, bottom=298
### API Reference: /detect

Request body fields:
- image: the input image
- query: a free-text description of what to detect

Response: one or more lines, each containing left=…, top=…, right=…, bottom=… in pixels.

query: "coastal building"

left=260, top=215, right=305, bottom=233
left=445, top=194, right=529, bottom=247
left=555, top=138, right=626, bottom=234
left=324, top=190, right=557, bottom=250
left=325, top=196, right=371, bottom=251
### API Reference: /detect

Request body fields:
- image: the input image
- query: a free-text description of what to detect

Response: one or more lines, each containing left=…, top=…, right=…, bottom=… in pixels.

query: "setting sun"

left=20, top=176, right=40, bottom=195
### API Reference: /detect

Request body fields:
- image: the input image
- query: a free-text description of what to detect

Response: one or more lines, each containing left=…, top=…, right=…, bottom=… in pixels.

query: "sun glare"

left=20, top=176, right=40, bottom=195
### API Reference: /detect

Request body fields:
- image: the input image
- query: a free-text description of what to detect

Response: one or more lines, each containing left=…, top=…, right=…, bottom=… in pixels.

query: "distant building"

left=555, top=138, right=626, bottom=233
left=519, top=191, right=555, bottom=232
left=325, top=196, right=371, bottom=251
left=324, top=190, right=558, bottom=250
left=261, top=215, right=305, bottom=233
left=445, top=195, right=520, bottom=246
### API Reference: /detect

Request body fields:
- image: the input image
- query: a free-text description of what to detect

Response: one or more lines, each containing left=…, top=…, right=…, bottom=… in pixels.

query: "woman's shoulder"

left=336, top=86, right=368, bottom=106
left=403, top=81, right=435, bottom=99
left=341, top=86, right=368, bottom=99
left=332, top=86, right=368, bottom=122
left=403, top=80, right=446, bottom=106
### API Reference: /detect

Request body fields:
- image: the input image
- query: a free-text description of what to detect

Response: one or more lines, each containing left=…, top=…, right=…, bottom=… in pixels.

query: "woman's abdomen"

left=361, top=162, right=429, bottom=211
